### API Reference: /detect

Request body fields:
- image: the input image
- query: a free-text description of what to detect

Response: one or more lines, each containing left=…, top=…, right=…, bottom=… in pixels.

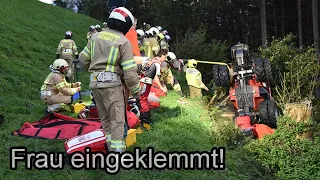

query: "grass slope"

left=0, top=0, right=272, bottom=179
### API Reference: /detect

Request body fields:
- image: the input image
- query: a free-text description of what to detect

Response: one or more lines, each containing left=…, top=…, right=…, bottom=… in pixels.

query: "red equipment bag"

left=148, top=92, right=160, bottom=110
left=150, top=82, right=166, bottom=97
left=12, top=113, right=102, bottom=140
left=64, top=129, right=107, bottom=154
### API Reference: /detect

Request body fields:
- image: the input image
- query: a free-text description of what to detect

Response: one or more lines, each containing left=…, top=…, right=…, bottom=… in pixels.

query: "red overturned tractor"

left=212, top=43, right=279, bottom=134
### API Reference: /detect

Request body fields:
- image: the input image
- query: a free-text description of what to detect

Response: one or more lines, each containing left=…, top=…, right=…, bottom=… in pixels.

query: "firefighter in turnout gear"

left=138, top=49, right=168, bottom=125
left=143, top=27, right=160, bottom=59
left=40, top=59, right=81, bottom=113
left=79, top=7, right=141, bottom=153
left=185, top=59, right=209, bottom=99
left=102, top=22, right=108, bottom=31
left=56, top=31, right=79, bottom=82
left=87, top=26, right=97, bottom=41
left=160, top=52, right=183, bottom=96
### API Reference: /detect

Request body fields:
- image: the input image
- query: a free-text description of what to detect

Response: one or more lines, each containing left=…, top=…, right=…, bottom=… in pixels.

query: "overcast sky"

left=39, top=0, right=53, bottom=4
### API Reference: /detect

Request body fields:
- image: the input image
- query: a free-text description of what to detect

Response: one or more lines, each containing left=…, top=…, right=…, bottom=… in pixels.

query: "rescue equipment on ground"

left=12, top=113, right=102, bottom=140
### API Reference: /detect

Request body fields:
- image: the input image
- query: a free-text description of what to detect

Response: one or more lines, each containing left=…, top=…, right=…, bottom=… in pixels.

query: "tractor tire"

left=254, top=58, right=272, bottom=82
left=212, top=65, right=230, bottom=88
left=258, top=100, right=279, bottom=128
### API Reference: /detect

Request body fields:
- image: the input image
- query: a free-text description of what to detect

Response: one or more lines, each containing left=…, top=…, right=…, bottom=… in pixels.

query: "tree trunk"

left=281, top=0, right=285, bottom=37
left=273, top=0, right=277, bottom=37
left=312, top=0, right=320, bottom=98
left=261, top=0, right=267, bottom=48
left=298, top=0, right=303, bottom=49
left=312, top=0, right=320, bottom=54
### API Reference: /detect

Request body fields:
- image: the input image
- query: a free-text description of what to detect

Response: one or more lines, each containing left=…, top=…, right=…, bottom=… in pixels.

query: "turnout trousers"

left=91, top=85, right=126, bottom=152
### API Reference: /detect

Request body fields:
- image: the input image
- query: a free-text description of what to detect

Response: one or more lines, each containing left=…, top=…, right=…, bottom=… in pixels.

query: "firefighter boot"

left=139, top=111, right=152, bottom=131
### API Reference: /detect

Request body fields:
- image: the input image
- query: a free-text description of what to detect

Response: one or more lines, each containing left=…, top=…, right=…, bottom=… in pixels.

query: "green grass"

left=0, top=0, right=274, bottom=179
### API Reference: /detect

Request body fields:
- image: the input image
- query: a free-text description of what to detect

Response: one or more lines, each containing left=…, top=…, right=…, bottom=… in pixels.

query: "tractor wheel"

left=212, top=65, right=230, bottom=88
left=258, top=100, right=279, bottom=128
left=254, top=58, right=272, bottom=82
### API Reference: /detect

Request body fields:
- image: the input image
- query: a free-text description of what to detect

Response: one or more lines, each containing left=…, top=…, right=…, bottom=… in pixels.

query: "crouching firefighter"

left=79, top=7, right=142, bottom=153
left=185, top=59, right=209, bottom=99
left=40, top=59, right=81, bottom=113
left=136, top=52, right=164, bottom=125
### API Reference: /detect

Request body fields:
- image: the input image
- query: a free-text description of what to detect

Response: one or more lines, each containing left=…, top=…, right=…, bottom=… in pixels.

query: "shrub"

left=245, top=116, right=320, bottom=179
left=259, top=34, right=320, bottom=105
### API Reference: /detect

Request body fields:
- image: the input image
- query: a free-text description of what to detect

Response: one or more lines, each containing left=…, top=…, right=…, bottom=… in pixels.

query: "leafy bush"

left=245, top=116, right=320, bottom=179
left=259, top=34, right=320, bottom=105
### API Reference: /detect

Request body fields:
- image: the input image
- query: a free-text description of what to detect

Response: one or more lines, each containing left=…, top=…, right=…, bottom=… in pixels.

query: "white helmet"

left=52, top=59, right=69, bottom=70
left=156, top=26, right=163, bottom=31
left=108, top=7, right=134, bottom=34
left=96, top=24, right=100, bottom=29
left=145, top=30, right=151, bottom=36
left=136, top=29, right=145, bottom=38
left=166, top=52, right=176, bottom=61
left=149, top=27, right=160, bottom=36
left=90, top=25, right=96, bottom=31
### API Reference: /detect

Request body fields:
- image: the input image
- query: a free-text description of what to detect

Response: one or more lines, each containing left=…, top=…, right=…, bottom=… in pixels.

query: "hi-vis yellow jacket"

left=185, top=67, right=206, bottom=89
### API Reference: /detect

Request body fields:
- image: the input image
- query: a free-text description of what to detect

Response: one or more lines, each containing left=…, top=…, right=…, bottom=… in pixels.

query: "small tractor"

left=211, top=43, right=279, bottom=133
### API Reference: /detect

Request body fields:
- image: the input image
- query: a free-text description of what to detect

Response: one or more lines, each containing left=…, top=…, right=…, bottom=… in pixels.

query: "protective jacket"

left=185, top=67, right=206, bottom=89
left=41, top=71, right=79, bottom=96
left=79, top=29, right=141, bottom=94
left=160, top=40, right=169, bottom=50
left=143, top=37, right=159, bottom=59
left=56, top=39, right=78, bottom=60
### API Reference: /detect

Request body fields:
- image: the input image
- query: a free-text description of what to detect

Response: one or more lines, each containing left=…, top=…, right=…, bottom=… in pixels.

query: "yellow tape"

left=195, top=60, right=231, bottom=72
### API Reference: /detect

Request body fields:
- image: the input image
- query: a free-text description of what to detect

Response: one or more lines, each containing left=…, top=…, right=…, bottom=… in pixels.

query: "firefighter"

left=96, top=24, right=101, bottom=32
left=56, top=31, right=79, bottom=82
left=143, top=27, right=160, bottom=59
left=185, top=59, right=209, bottom=99
left=160, top=52, right=183, bottom=96
left=136, top=29, right=145, bottom=56
left=138, top=49, right=168, bottom=124
left=40, top=59, right=81, bottom=113
left=102, top=22, right=108, bottom=31
left=158, top=33, right=169, bottom=50
left=79, top=7, right=141, bottom=153
left=87, top=26, right=96, bottom=41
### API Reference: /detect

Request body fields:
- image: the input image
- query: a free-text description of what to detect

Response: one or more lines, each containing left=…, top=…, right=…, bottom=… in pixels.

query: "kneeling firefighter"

left=137, top=49, right=168, bottom=124
left=185, top=59, right=209, bottom=99
left=40, top=59, right=81, bottom=113
left=79, top=7, right=142, bottom=153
